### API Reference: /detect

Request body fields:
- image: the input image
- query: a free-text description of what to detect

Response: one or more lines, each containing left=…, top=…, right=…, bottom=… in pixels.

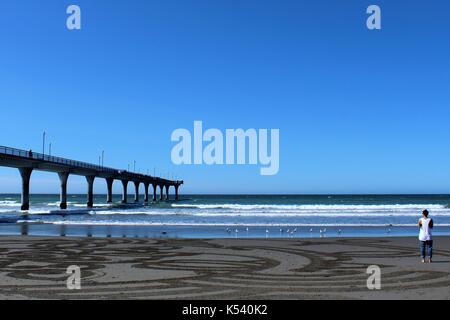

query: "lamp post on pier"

left=42, top=131, right=46, bottom=159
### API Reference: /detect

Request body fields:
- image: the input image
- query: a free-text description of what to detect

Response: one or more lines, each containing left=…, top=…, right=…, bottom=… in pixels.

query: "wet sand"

left=0, top=236, right=449, bottom=299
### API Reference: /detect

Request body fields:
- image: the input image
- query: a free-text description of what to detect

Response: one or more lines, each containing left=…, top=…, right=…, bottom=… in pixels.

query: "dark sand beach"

left=0, top=236, right=449, bottom=300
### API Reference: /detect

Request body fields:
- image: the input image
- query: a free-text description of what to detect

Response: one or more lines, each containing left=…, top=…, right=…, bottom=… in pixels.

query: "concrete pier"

left=19, top=168, right=32, bottom=211
left=152, top=184, right=157, bottom=202
left=106, top=178, right=114, bottom=203
left=134, top=181, right=140, bottom=202
left=165, top=185, right=170, bottom=201
left=58, top=172, right=69, bottom=209
left=144, top=182, right=150, bottom=203
left=121, top=180, right=128, bottom=204
left=0, top=145, right=183, bottom=210
left=86, top=176, right=95, bottom=208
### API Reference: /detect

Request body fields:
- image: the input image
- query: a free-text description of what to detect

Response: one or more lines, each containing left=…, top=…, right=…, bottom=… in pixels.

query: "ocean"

left=0, top=194, right=449, bottom=239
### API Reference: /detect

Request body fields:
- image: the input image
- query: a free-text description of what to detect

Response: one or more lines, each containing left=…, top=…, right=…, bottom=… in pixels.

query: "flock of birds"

left=224, top=225, right=395, bottom=238
left=225, top=227, right=345, bottom=238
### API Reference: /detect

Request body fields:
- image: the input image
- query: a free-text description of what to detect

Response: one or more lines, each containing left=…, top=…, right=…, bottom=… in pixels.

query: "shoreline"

left=0, top=235, right=449, bottom=299
left=2, top=222, right=450, bottom=239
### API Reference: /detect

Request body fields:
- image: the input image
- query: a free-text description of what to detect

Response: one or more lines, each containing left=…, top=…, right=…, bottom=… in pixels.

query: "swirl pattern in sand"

left=0, top=237, right=449, bottom=299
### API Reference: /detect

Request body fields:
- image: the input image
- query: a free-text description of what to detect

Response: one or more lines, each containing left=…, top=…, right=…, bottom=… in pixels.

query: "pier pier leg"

left=175, top=185, right=179, bottom=200
left=134, top=181, right=140, bottom=202
left=19, top=168, right=33, bottom=210
left=86, top=176, right=95, bottom=208
left=19, top=168, right=33, bottom=211
left=152, top=184, right=157, bottom=202
left=106, top=178, right=114, bottom=203
left=159, top=185, right=164, bottom=201
left=58, top=172, right=69, bottom=209
left=144, top=182, right=149, bottom=203
left=165, top=185, right=170, bottom=201
left=121, top=180, right=128, bottom=204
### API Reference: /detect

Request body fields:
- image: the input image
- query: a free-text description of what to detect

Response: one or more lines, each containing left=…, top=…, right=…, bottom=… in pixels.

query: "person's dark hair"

left=422, top=209, right=429, bottom=217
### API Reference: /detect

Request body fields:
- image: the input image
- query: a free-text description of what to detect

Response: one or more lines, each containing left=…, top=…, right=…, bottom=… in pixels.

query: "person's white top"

left=419, top=217, right=432, bottom=241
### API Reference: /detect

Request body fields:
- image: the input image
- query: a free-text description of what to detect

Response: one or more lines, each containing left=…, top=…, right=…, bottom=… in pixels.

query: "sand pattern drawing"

left=0, top=237, right=449, bottom=299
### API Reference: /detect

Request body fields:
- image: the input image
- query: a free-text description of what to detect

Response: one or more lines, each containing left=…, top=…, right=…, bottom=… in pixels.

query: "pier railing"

left=0, top=145, right=182, bottom=185
left=0, top=145, right=117, bottom=174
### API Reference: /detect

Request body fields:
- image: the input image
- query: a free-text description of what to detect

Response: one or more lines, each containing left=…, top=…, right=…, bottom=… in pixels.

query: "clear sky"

left=0, top=0, right=449, bottom=194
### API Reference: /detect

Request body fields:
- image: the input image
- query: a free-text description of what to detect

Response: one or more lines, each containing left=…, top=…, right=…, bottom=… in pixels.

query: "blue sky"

left=0, top=0, right=449, bottom=194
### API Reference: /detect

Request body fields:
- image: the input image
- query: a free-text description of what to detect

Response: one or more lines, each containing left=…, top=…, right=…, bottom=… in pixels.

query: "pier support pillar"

left=159, top=185, right=164, bottom=201
left=152, top=184, right=157, bottom=202
left=19, top=168, right=33, bottom=211
left=134, top=181, right=140, bottom=202
left=58, top=172, right=69, bottom=209
left=144, top=182, right=150, bottom=203
left=106, top=178, right=114, bottom=203
left=165, top=185, right=170, bottom=201
left=121, top=180, right=128, bottom=204
left=175, top=185, right=179, bottom=201
left=86, top=176, right=95, bottom=208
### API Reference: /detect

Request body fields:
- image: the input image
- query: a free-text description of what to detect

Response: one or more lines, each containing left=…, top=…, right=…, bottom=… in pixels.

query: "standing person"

left=418, top=209, right=433, bottom=263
